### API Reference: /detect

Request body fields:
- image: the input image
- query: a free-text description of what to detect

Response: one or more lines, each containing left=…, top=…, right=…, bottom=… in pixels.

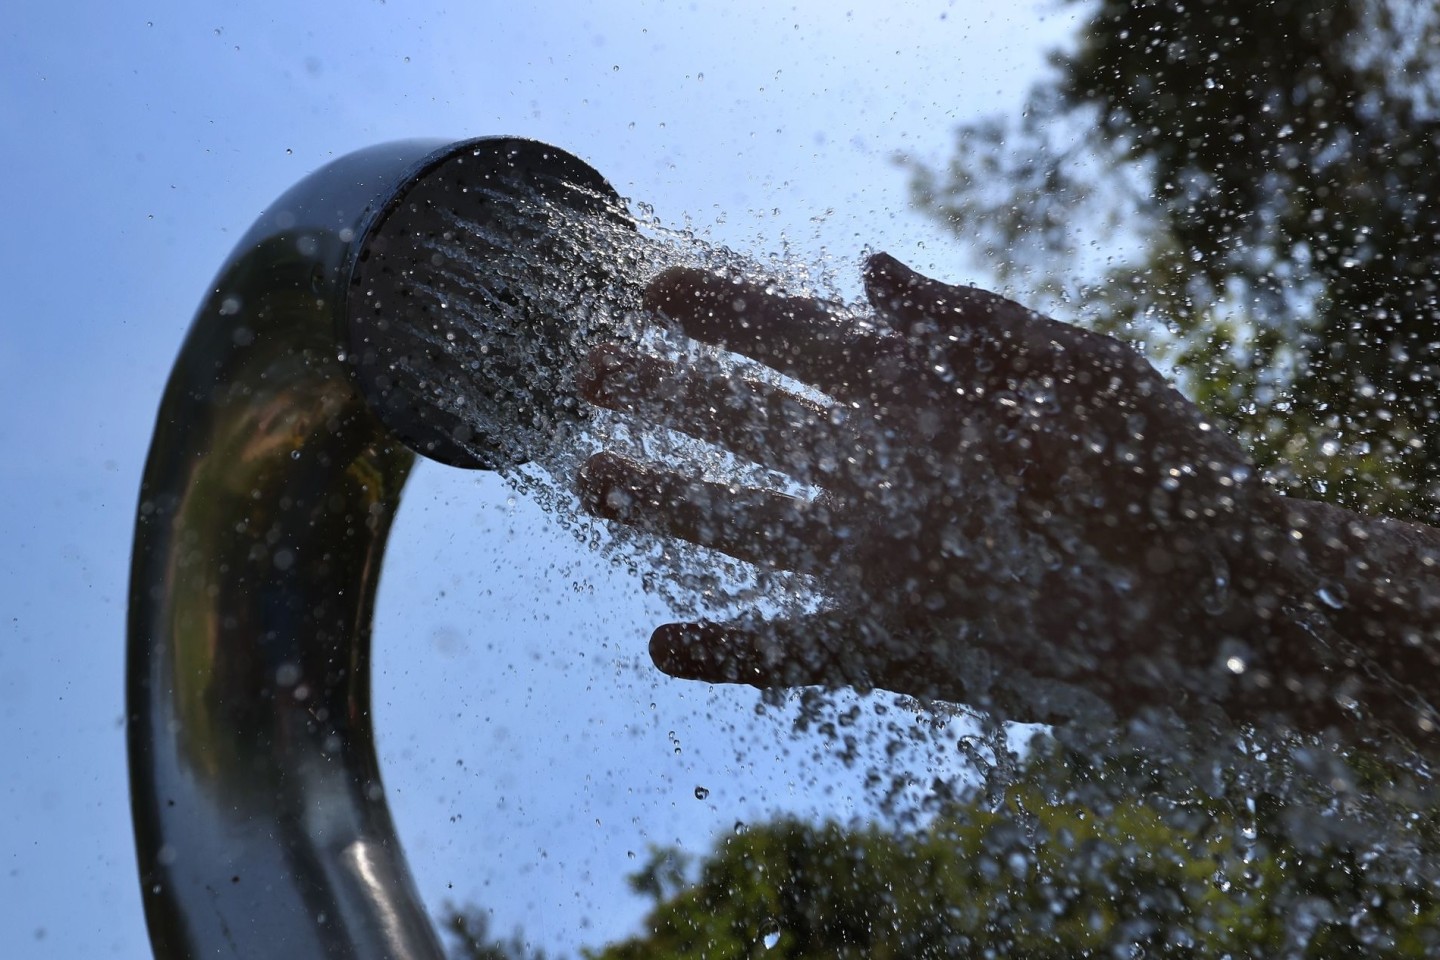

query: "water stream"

left=387, top=182, right=1440, bottom=955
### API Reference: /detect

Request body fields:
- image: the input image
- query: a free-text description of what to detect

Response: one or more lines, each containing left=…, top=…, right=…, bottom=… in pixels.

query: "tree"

left=447, top=742, right=1440, bottom=958
left=906, top=0, right=1440, bottom=521
left=444, top=906, right=552, bottom=960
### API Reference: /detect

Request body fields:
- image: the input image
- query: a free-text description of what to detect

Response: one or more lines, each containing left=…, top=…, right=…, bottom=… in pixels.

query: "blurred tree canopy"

left=905, top=0, right=1440, bottom=521
left=444, top=909, right=552, bottom=960
left=446, top=742, right=1440, bottom=958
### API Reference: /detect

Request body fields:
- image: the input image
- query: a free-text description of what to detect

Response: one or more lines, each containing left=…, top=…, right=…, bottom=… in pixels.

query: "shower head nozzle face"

left=345, top=138, right=634, bottom=470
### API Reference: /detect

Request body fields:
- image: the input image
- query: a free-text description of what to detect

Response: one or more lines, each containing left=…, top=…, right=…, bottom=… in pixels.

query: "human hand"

left=578, top=253, right=1266, bottom=723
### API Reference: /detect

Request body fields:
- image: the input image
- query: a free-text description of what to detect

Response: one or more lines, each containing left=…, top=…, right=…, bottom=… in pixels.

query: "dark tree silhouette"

left=444, top=906, right=552, bottom=960
left=448, top=744, right=1440, bottom=958
left=907, top=0, right=1440, bottom=520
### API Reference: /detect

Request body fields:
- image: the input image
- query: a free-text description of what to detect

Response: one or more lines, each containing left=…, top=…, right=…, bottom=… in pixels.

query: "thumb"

left=862, top=252, right=947, bottom=334
left=862, top=251, right=1035, bottom=341
left=649, top=613, right=853, bottom=691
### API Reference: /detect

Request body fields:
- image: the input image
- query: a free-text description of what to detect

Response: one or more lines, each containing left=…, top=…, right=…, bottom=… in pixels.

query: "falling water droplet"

left=694, top=786, right=709, bottom=800
left=761, top=921, right=782, bottom=949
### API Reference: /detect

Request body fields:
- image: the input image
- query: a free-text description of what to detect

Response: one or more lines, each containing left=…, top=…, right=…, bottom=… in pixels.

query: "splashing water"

left=395, top=179, right=846, bottom=626
left=389, top=178, right=1440, bottom=954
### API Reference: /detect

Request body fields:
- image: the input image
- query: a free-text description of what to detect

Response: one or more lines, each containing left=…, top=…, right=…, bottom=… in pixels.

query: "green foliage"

left=575, top=745, right=1440, bottom=958
left=445, top=739, right=1440, bottom=958
left=905, top=0, right=1440, bottom=521
left=445, top=906, right=552, bottom=960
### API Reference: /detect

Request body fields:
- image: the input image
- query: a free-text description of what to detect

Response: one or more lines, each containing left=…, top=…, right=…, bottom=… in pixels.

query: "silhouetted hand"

left=576, top=253, right=1282, bottom=724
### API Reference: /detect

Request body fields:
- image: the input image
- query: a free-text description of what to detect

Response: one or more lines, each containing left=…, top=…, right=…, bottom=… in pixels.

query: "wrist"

left=1234, top=490, right=1440, bottom=737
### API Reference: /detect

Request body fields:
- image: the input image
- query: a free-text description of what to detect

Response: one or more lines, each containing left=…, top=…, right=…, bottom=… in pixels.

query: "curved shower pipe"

left=127, top=137, right=627, bottom=958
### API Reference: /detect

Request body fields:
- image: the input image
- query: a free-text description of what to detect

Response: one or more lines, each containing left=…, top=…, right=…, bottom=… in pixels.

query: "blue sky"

left=0, top=1, right=1080, bottom=955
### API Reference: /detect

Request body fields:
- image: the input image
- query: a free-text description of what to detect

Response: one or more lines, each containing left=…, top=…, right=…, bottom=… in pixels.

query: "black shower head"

left=344, top=138, right=634, bottom=469
left=128, top=137, right=631, bottom=959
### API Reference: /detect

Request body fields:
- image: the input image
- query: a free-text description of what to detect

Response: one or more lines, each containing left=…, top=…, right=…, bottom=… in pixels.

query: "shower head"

left=344, top=139, right=634, bottom=469
left=128, top=138, right=631, bottom=959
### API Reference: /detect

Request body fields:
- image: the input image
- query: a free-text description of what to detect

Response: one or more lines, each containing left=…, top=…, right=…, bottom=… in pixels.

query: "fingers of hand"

left=579, top=344, right=849, bottom=483
left=649, top=613, right=956, bottom=703
left=862, top=252, right=1129, bottom=396
left=644, top=266, right=901, bottom=402
left=648, top=615, right=850, bottom=690
left=576, top=452, right=843, bottom=572
left=648, top=621, right=777, bottom=686
left=862, top=252, right=1034, bottom=340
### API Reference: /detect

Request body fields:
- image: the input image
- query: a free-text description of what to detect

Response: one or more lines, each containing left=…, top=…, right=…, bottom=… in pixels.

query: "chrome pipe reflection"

left=127, top=138, right=628, bottom=958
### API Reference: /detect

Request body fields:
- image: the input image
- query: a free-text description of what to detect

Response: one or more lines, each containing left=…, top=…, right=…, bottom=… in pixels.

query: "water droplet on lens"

left=761, top=921, right=782, bottom=949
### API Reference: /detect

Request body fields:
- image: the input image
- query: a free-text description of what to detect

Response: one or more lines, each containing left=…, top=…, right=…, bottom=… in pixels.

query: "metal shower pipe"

left=127, top=137, right=627, bottom=958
